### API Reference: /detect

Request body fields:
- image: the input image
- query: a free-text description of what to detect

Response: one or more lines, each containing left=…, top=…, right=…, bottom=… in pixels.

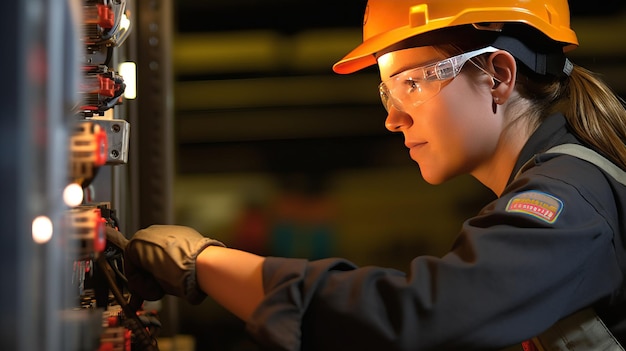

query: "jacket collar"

left=507, top=113, right=574, bottom=185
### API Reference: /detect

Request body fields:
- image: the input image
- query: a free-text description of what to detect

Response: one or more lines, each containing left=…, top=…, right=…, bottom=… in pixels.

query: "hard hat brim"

left=333, top=8, right=578, bottom=75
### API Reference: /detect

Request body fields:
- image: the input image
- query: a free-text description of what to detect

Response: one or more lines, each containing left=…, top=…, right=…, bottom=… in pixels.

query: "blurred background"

left=164, top=1, right=626, bottom=349
left=3, top=0, right=624, bottom=350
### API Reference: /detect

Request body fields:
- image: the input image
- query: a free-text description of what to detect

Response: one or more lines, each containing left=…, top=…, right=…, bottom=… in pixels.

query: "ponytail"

left=514, top=63, right=626, bottom=170
left=562, top=66, right=626, bottom=170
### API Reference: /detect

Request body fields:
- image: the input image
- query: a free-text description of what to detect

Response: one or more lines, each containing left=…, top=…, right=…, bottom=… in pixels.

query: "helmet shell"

left=333, top=0, right=579, bottom=74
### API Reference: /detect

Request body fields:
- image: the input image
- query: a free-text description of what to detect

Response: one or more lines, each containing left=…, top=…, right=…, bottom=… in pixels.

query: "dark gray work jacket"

left=246, top=113, right=626, bottom=351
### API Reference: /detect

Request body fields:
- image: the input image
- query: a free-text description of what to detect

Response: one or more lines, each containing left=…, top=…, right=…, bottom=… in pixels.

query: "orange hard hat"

left=333, top=0, right=579, bottom=74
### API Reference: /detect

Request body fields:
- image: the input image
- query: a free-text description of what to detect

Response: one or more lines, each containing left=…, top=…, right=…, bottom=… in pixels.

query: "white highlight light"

left=32, top=216, right=53, bottom=244
left=120, top=13, right=131, bottom=31
left=63, top=183, right=84, bottom=207
left=118, top=61, right=137, bottom=99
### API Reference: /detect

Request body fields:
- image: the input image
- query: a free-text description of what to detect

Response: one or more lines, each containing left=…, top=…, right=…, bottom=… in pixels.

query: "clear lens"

left=378, top=77, right=444, bottom=113
left=379, top=83, right=391, bottom=111
left=379, top=46, right=498, bottom=113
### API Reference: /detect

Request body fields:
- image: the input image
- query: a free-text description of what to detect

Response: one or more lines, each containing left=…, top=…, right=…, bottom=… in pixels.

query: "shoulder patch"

left=505, top=191, right=563, bottom=223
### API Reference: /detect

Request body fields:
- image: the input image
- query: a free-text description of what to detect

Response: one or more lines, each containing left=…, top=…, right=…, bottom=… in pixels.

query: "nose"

left=384, top=108, right=412, bottom=132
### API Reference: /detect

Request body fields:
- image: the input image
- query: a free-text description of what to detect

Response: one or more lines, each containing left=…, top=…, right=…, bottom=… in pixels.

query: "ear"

left=487, top=50, right=517, bottom=104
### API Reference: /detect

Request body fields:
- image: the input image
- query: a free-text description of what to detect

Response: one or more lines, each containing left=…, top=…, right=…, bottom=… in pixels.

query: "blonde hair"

left=515, top=64, right=626, bottom=170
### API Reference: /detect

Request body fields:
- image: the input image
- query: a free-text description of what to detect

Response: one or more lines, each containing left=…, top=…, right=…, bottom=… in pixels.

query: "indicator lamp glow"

left=118, top=61, right=136, bottom=99
left=32, top=216, right=53, bottom=244
left=63, top=183, right=84, bottom=207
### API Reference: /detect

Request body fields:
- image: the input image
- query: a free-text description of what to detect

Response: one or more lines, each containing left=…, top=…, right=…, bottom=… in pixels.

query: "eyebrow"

left=388, top=56, right=442, bottom=78
left=389, top=65, right=413, bottom=78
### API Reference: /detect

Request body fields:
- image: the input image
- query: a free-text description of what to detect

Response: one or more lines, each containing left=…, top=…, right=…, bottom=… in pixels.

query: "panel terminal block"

left=81, top=66, right=126, bottom=117
left=100, top=306, right=131, bottom=351
left=83, top=1, right=133, bottom=69
left=70, top=121, right=108, bottom=186
left=65, top=206, right=106, bottom=260
left=83, top=2, right=115, bottom=46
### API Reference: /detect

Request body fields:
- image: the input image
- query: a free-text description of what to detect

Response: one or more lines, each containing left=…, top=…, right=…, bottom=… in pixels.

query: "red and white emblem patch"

left=506, top=191, right=563, bottom=223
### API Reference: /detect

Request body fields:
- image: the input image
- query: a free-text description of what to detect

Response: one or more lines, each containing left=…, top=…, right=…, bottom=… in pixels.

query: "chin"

left=417, top=161, right=462, bottom=185
left=418, top=169, right=449, bottom=185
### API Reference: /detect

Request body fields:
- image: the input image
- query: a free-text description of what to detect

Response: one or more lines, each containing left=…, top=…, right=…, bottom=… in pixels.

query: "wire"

left=96, top=255, right=159, bottom=351
left=101, top=0, right=126, bottom=42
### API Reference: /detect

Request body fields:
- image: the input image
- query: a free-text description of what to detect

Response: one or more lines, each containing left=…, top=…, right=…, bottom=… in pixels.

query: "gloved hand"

left=105, top=226, right=129, bottom=253
left=112, top=224, right=225, bottom=305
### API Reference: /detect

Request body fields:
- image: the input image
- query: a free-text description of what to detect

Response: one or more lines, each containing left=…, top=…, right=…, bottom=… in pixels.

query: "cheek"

left=425, top=80, right=500, bottom=163
left=446, top=97, right=502, bottom=166
left=427, top=92, right=484, bottom=142
left=443, top=78, right=497, bottom=138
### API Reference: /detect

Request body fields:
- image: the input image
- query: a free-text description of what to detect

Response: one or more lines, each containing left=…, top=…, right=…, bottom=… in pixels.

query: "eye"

left=403, top=78, right=421, bottom=93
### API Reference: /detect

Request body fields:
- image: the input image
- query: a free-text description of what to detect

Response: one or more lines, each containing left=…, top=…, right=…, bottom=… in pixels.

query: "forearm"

left=196, top=245, right=266, bottom=321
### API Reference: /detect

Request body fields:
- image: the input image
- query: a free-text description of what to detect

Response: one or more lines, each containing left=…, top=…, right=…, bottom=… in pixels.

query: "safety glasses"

left=378, top=46, right=498, bottom=113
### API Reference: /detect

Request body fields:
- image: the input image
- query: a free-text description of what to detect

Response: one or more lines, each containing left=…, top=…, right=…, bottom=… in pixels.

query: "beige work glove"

left=122, top=225, right=225, bottom=305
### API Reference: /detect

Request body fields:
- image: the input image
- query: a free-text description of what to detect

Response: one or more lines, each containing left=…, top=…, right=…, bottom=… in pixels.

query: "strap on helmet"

left=491, top=36, right=572, bottom=78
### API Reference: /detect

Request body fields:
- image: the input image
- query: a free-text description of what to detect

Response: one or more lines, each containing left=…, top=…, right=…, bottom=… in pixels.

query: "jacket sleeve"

left=245, top=157, right=623, bottom=351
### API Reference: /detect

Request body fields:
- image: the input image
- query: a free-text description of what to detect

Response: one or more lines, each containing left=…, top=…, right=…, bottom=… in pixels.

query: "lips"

left=406, top=142, right=426, bottom=163
left=405, top=141, right=426, bottom=149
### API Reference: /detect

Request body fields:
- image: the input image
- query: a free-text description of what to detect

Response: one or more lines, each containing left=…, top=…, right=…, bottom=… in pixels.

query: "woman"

left=116, top=0, right=626, bottom=349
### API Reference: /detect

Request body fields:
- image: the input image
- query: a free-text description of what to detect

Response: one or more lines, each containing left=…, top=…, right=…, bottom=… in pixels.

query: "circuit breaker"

left=0, top=0, right=174, bottom=349
left=66, top=1, right=162, bottom=350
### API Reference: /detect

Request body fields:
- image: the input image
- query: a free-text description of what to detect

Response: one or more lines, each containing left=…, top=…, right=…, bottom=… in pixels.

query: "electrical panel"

left=2, top=0, right=173, bottom=349
left=67, top=0, right=162, bottom=350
